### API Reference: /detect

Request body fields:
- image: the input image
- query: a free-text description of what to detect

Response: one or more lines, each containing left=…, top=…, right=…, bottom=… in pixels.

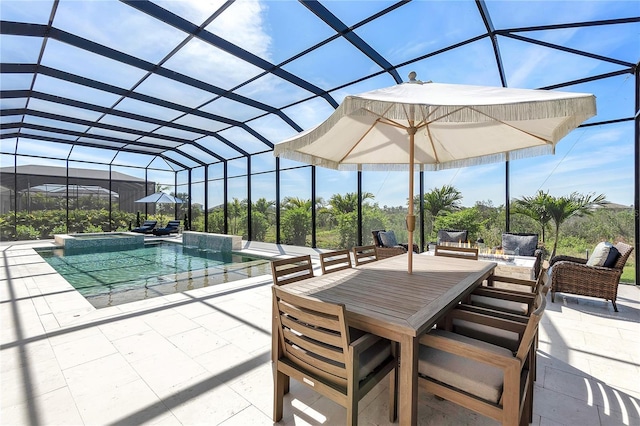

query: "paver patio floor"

left=1, top=238, right=638, bottom=425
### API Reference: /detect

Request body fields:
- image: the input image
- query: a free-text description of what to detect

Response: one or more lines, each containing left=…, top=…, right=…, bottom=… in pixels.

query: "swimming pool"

left=37, top=242, right=271, bottom=309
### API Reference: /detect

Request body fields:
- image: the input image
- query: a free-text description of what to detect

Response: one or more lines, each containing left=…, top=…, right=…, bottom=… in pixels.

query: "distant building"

left=0, top=165, right=154, bottom=214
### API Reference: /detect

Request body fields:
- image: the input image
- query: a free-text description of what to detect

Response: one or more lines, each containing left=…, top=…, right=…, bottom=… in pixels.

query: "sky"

left=0, top=0, right=637, bottom=208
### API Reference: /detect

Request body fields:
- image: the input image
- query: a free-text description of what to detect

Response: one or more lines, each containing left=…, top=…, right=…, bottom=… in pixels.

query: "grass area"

left=621, top=266, right=636, bottom=284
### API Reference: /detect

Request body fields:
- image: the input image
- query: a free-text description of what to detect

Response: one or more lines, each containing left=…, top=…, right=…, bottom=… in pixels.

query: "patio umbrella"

left=134, top=192, right=183, bottom=204
left=273, top=72, right=596, bottom=273
left=135, top=192, right=183, bottom=222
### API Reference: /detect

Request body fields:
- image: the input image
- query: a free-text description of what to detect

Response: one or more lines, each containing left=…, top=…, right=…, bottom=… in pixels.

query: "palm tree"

left=420, top=185, right=462, bottom=239
left=512, top=190, right=553, bottom=243
left=228, top=197, right=245, bottom=234
left=328, top=192, right=374, bottom=215
left=282, top=197, right=312, bottom=211
left=545, top=192, right=607, bottom=258
left=253, top=197, right=275, bottom=218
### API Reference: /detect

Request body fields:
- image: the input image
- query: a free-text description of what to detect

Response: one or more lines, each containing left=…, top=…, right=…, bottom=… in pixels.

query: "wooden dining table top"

left=281, top=253, right=497, bottom=339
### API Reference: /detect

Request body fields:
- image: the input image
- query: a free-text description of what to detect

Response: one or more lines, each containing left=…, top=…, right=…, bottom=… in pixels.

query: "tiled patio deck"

left=1, top=238, right=638, bottom=425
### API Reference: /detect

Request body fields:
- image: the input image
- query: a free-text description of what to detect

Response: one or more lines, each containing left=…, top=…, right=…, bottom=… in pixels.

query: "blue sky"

left=0, top=0, right=637, bottom=208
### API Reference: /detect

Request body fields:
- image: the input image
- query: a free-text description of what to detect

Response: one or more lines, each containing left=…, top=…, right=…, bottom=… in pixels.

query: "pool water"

left=37, top=242, right=271, bottom=308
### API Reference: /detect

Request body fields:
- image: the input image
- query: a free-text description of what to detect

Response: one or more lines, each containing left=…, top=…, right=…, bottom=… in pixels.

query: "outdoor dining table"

left=277, top=253, right=496, bottom=426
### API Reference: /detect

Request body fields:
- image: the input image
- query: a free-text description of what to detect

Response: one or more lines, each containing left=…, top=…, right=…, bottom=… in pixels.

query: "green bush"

left=16, top=225, right=40, bottom=240
left=281, top=207, right=310, bottom=246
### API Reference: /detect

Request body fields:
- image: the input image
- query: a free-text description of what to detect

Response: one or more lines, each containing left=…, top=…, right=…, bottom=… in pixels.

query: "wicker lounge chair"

left=549, top=242, right=633, bottom=312
left=371, top=230, right=417, bottom=259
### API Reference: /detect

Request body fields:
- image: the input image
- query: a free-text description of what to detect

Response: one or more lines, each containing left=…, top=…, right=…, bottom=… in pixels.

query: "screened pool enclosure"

left=1, top=1, right=638, bottom=282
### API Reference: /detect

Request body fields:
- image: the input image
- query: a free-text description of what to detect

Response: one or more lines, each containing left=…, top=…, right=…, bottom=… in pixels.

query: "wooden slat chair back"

left=272, top=287, right=398, bottom=425
left=352, top=245, right=378, bottom=266
left=469, top=267, right=549, bottom=316
left=319, top=249, right=353, bottom=274
left=418, top=294, right=546, bottom=426
left=434, top=244, right=479, bottom=260
left=270, top=255, right=314, bottom=286
left=454, top=269, right=549, bottom=381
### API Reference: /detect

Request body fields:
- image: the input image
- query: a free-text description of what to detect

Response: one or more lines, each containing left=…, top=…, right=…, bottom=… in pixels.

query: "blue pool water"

left=37, top=242, right=270, bottom=308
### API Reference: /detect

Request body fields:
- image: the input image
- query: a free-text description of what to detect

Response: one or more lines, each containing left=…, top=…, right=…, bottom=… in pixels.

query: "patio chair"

left=418, top=293, right=546, bottom=426
left=319, top=249, right=352, bottom=274
left=152, top=220, right=180, bottom=236
left=496, top=233, right=544, bottom=279
left=436, top=229, right=469, bottom=245
left=352, top=245, right=378, bottom=266
left=549, top=242, right=633, bottom=312
left=270, top=255, right=314, bottom=286
left=272, top=286, right=398, bottom=425
left=371, top=229, right=418, bottom=259
left=454, top=271, right=550, bottom=382
left=434, top=244, right=479, bottom=260
left=467, top=269, right=549, bottom=316
left=131, top=220, right=157, bottom=234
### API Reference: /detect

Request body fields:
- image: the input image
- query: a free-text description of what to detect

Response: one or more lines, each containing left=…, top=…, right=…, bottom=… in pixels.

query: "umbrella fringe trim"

left=345, top=95, right=596, bottom=123
left=274, top=145, right=554, bottom=171
left=273, top=97, right=594, bottom=157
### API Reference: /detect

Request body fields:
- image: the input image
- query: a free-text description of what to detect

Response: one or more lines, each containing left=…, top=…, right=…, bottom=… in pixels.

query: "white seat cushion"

left=452, top=319, right=520, bottom=352
left=418, top=329, right=513, bottom=403
left=470, top=294, right=528, bottom=315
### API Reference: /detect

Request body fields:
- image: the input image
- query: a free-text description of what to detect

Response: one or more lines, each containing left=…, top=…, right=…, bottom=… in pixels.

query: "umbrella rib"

left=339, top=116, right=385, bottom=163
left=425, top=125, right=440, bottom=164
left=468, top=106, right=553, bottom=144
left=339, top=104, right=405, bottom=163
left=359, top=106, right=409, bottom=130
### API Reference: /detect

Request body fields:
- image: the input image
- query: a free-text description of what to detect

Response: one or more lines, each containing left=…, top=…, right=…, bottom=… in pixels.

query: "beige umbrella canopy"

left=274, top=73, right=596, bottom=273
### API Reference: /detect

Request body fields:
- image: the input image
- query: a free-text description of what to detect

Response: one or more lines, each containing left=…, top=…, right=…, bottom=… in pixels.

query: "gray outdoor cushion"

left=379, top=230, right=399, bottom=247
left=452, top=319, right=520, bottom=352
left=312, top=328, right=391, bottom=381
left=358, top=337, right=392, bottom=380
left=372, top=229, right=386, bottom=246
left=437, top=230, right=468, bottom=244
left=470, top=294, right=529, bottom=315
left=418, top=329, right=513, bottom=403
left=502, top=233, right=538, bottom=256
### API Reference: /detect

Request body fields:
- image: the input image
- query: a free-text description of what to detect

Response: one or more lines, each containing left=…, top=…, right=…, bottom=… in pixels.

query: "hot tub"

left=54, top=232, right=144, bottom=252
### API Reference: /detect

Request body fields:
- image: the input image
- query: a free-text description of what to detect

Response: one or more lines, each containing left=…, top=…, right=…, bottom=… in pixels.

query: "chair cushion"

left=586, top=242, right=620, bottom=267
left=379, top=230, right=398, bottom=247
left=437, top=230, right=468, bottom=244
left=470, top=294, right=528, bottom=315
left=325, top=328, right=392, bottom=381
left=502, top=233, right=538, bottom=256
left=372, top=230, right=386, bottom=246
left=452, top=319, right=520, bottom=352
left=419, top=329, right=513, bottom=403
left=358, top=338, right=392, bottom=380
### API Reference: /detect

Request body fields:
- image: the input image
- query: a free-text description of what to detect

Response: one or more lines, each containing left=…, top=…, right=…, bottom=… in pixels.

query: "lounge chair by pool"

left=152, top=220, right=180, bottom=236
left=131, top=220, right=157, bottom=234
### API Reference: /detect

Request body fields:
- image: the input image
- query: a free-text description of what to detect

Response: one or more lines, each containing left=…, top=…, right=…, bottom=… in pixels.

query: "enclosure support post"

left=634, top=64, right=639, bottom=286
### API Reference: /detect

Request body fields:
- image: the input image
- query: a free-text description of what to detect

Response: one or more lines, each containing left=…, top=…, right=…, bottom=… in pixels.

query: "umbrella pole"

left=407, top=126, right=417, bottom=274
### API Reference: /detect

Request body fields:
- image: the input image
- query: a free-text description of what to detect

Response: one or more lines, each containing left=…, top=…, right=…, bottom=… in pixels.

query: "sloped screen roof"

left=1, top=0, right=638, bottom=172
